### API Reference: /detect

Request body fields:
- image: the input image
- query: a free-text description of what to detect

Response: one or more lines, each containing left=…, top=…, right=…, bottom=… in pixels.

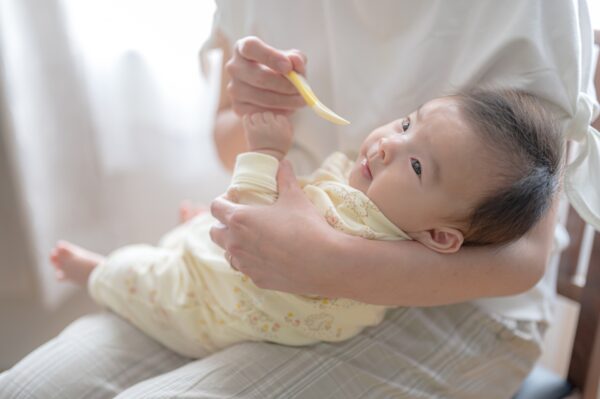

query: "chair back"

left=556, top=29, right=600, bottom=399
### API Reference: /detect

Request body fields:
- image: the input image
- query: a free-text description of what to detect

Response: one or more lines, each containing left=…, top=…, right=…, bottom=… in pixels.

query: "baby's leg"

left=50, top=240, right=218, bottom=358
left=49, top=240, right=105, bottom=286
left=87, top=244, right=217, bottom=357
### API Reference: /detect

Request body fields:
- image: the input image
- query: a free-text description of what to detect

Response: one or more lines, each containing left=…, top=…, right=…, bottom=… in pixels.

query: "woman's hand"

left=210, top=161, right=339, bottom=295
left=225, top=36, right=308, bottom=116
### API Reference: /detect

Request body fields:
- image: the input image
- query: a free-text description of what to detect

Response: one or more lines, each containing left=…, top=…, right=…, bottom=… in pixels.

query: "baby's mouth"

left=361, top=158, right=373, bottom=180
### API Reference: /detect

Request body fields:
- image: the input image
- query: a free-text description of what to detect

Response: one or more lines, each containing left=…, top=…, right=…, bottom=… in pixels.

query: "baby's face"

left=349, top=97, right=495, bottom=245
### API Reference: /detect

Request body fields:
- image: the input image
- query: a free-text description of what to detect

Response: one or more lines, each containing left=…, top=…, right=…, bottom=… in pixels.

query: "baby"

left=50, top=89, right=563, bottom=357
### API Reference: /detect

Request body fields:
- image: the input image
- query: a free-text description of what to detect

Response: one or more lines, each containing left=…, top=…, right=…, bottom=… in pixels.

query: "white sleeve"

left=227, top=152, right=279, bottom=205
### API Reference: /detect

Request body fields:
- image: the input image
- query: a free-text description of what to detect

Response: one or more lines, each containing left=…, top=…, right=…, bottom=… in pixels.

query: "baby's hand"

left=242, top=112, right=293, bottom=160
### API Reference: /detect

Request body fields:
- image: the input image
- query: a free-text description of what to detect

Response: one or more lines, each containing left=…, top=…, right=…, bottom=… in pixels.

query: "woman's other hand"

left=226, top=36, right=308, bottom=116
left=209, top=160, right=338, bottom=295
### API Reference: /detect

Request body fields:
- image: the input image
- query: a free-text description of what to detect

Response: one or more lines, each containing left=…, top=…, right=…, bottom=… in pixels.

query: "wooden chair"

left=514, top=29, right=600, bottom=399
left=515, top=214, right=600, bottom=398
left=559, top=205, right=600, bottom=399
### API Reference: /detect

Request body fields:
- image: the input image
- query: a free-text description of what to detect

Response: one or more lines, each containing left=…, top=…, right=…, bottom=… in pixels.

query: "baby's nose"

left=378, top=137, right=392, bottom=163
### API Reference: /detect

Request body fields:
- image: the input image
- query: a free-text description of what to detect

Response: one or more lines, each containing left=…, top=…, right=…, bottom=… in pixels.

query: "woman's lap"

left=0, top=303, right=543, bottom=399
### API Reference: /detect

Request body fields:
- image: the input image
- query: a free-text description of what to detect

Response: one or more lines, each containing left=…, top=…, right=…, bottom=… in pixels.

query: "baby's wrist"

left=252, top=147, right=286, bottom=160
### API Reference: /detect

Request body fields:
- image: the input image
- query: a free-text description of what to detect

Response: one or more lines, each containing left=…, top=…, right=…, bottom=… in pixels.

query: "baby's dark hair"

left=455, top=88, right=564, bottom=246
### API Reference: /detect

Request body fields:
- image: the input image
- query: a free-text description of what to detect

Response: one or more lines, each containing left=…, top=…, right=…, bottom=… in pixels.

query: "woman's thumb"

left=277, top=160, right=300, bottom=195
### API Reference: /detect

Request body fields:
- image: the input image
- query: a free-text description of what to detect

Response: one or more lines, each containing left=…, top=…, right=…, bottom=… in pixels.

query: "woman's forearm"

left=321, top=197, right=559, bottom=307
left=214, top=108, right=247, bottom=171
left=324, top=235, right=541, bottom=306
left=207, top=29, right=248, bottom=172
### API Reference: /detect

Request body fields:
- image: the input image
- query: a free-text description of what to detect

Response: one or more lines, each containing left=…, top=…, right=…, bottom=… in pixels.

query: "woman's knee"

left=0, top=312, right=188, bottom=399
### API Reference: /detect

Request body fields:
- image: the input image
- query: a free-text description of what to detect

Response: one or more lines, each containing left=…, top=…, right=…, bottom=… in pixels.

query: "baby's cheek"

left=348, top=166, right=366, bottom=194
left=347, top=166, right=359, bottom=189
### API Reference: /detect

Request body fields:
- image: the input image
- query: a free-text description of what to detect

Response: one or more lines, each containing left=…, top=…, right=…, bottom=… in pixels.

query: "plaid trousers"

left=0, top=302, right=543, bottom=399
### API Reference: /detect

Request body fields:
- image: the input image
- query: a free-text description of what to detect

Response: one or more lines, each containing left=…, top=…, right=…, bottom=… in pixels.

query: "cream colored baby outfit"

left=88, top=152, right=410, bottom=357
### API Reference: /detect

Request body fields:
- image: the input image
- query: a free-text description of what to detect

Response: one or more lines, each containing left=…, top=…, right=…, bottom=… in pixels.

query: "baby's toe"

left=55, top=244, right=70, bottom=258
left=49, top=248, right=59, bottom=266
left=55, top=269, right=65, bottom=281
left=55, top=241, right=78, bottom=260
left=179, top=201, right=190, bottom=221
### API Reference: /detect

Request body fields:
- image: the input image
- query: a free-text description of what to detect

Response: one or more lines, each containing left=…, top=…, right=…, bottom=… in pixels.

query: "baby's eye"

left=411, top=158, right=422, bottom=177
left=401, top=117, right=411, bottom=132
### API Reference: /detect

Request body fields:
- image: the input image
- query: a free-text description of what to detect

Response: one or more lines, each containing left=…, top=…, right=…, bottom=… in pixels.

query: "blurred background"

left=0, top=0, right=226, bottom=368
left=0, top=1, right=599, bottom=392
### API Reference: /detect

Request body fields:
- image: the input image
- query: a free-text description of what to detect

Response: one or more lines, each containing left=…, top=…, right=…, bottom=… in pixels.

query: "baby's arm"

left=225, top=113, right=293, bottom=206
left=242, top=113, right=293, bottom=160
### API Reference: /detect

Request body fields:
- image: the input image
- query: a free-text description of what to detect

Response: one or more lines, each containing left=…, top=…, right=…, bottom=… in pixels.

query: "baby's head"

left=348, top=89, right=563, bottom=253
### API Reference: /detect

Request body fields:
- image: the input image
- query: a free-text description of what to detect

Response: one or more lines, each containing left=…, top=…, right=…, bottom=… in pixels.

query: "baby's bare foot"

left=178, top=200, right=208, bottom=224
left=49, top=241, right=105, bottom=286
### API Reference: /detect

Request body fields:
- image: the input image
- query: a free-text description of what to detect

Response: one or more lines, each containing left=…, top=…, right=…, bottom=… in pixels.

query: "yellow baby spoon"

left=285, top=71, right=350, bottom=125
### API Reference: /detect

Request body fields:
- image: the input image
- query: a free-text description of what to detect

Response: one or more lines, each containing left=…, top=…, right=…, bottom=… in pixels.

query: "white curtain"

left=0, top=0, right=228, bottom=308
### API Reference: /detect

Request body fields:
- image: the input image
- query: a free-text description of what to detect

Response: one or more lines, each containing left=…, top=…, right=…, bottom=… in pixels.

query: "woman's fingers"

left=209, top=195, right=256, bottom=253
left=226, top=56, right=297, bottom=94
left=208, top=220, right=228, bottom=251
left=227, top=80, right=305, bottom=110
left=209, top=195, right=236, bottom=250
left=209, top=196, right=263, bottom=279
left=287, top=50, right=308, bottom=76
left=276, top=160, right=304, bottom=201
left=236, top=36, right=292, bottom=73
left=209, top=195, right=236, bottom=226
left=230, top=101, right=293, bottom=118
left=226, top=36, right=309, bottom=115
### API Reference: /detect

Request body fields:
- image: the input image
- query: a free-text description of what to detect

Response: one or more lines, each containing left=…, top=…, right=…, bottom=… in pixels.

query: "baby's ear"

left=411, top=228, right=464, bottom=254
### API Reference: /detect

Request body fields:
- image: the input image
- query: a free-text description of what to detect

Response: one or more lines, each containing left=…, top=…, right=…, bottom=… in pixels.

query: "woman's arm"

left=329, top=196, right=557, bottom=306
left=210, top=161, right=558, bottom=306
left=206, top=29, right=245, bottom=171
